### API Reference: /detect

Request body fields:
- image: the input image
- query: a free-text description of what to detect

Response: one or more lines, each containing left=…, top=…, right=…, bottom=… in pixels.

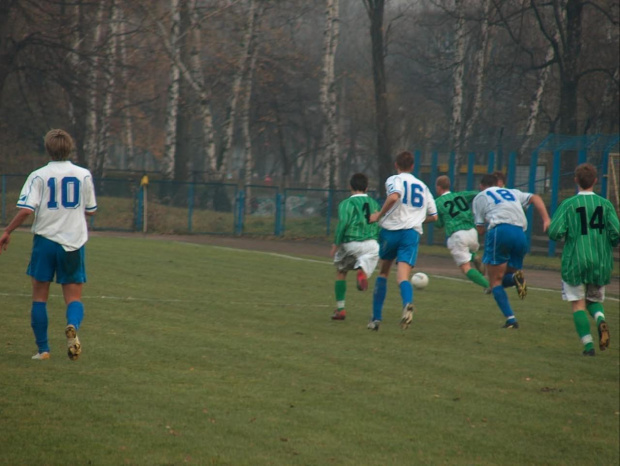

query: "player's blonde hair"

left=44, top=129, right=75, bottom=161
left=436, top=175, right=451, bottom=191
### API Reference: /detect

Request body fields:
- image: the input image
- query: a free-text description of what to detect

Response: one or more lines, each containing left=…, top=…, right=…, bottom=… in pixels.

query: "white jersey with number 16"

left=379, top=173, right=437, bottom=233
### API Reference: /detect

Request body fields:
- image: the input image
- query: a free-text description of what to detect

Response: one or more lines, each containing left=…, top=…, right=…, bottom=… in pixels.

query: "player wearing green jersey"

left=548, top=163, right=620, bottom=356
left=330, top=173, right=380, bottom=320
left=435, top=176, right=489, bottom=291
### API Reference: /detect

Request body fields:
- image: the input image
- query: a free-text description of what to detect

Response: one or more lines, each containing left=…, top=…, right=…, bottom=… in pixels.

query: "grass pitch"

left=0, top=232, right=618, bottom=465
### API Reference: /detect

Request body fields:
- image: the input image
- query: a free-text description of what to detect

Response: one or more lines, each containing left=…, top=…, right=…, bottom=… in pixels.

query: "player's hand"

left=0, top=232, right=10, bottom=254
left=542, top=218, right=550, bottom=232
left=369, top=212, right=380, bottom=223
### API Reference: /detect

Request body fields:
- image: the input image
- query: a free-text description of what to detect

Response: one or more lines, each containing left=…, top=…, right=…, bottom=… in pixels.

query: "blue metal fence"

left=2, top=135, right=618, bottom=257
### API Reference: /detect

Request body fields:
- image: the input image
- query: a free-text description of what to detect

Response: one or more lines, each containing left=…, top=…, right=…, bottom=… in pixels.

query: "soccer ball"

left=411, top=272, right=429, bottom=289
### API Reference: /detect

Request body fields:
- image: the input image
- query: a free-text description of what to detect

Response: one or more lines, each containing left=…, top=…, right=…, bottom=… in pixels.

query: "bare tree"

left=364, top=0, right=391, bottom=196
left=320, top=0, right=341, bottom=190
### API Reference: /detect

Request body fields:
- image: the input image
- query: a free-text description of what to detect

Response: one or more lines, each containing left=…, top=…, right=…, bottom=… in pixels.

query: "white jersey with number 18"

left=379, top=172, right=437, bottom=233
left=473, top=186, right=532, bottom=231
left=17, top=161, right=97, bottom=251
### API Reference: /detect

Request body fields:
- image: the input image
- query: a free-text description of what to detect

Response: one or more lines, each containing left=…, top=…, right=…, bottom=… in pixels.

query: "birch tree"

left=320, top=0, right=340, bottom=190
left=118, top=8, right=135, bottom=171
left=85, top=2, right=106, bottom=172
left=242, top=0, right=263, bottom=209
left=162, top=0, right=181, bottom=180
left=448, top=0, right=465, bottom=179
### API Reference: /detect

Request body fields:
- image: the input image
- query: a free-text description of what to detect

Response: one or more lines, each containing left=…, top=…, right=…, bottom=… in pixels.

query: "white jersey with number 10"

left=379, top=173, right=437, bottom=233
left=17, top=161, right=97, bottom=251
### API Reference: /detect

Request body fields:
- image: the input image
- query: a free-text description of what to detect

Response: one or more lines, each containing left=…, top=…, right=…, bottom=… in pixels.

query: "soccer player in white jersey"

left=0, top=129, right=97, bottom=361
left=473, top=174, right=550, bottom=329
left=367, top=151, right=437, bottom=331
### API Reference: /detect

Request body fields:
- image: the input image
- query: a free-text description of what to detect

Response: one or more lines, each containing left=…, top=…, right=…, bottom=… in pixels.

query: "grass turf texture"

left=1, top=232, right=618, bottom=465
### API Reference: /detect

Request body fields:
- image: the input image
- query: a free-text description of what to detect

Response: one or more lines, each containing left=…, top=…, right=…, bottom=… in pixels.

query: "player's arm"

left=605, top=203, right=620, bottom=247
left=331, top=203, right=350, bottom=256
left=528, top=194, right=551, bottom=232
left=547, top=202, right=567, bottom=241
left=0, top=208, right=33, bottom=253
left=369, top=192, right=399, bottom=223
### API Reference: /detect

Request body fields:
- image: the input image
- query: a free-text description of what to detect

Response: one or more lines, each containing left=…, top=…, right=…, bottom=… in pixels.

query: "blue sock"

left=492, top=286, right=516, bottom=321
left=66, top=301, right=84, bottom=330
left=372, top=277, right=387, bottom=321
left=31, top=302, right=49, bottom=353
left=502, top=273, right=515, bottom=288
left=399, top=280, right=414, bottom=307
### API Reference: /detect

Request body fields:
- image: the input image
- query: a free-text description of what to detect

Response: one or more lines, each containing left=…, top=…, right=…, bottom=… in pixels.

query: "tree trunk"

left=462, top=0, right=491, bottom=151
left=220, top=0, right=259, bottom=177
left=162, top=0, right=181, bottom=180
left=242, top=0, right=263, bottom=211
left=320, top=0, right=340, bottom=190
left=449, top=0, right=466, bottom=185
left=520, top=42, right=555, bottom=155
left=118, top=8, right=135, bottom=171
left=364, top=0, right=391, bottom=196
left=85, top=2, right=106, bottom=172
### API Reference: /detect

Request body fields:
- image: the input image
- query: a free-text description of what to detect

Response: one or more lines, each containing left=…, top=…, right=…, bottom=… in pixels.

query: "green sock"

left=466, top=268, right=489, bottom=288
left=573, top=310, right=594, bottom=351
left=335, top=280, right=346, bottom=310
left=586, top=302, right=605, bottom=325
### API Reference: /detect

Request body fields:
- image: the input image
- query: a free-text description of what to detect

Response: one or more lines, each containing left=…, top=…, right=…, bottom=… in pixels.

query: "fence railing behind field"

left=2, top=136, right=618, bottom=257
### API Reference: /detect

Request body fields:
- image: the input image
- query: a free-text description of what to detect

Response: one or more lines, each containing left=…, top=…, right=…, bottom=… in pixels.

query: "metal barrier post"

left=487, top=151, right=495, bottom=174
left=467, top=152, right=475, bottom=190
left=235, top=190, right=245, bottom=235
left=526, top=150, right=539, bottom=250
left=548, top=150, right=561, bottom=256
left=274, top=192, right=282, bottom=236
left=601, top=150, right=610, bottom=198
left=428, top=151, right=438, bottom=245
left=187, top=182, right=194, bottom=233
left=507, top=152, right=517, bottom=188
left=326, top=189, right=333, bottom=236
left=414, top=150, right=421, bottom=178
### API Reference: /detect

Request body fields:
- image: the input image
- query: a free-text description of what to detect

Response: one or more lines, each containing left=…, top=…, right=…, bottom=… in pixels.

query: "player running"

left=548, top=163, right=620, bottom=356
left=0, top=129, right=97, bottom=361
left=434, top=175, right=490, bottom=292
left=330, top=173, right=380, bottom=321
left=473, top=174, right=550, bottom=329
left=368, top=151, right=437, bottom=331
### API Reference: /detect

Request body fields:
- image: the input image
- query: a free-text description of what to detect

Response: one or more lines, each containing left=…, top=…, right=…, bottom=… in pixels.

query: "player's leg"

left=585, top=285, right=609, bottom=351
left=562, top=282, right=595, bottom=355
left=58, top=246, right=86, bottom=361
left=355, top=240, right=379, bottom=293
left=484, top=227, right=518, bottom=327
left=450, top=231, right=489, bottom=289
left=31, top=279, right=52, bottom=359
left=505, top=227, right=528, bottom=299
left=370, top=257, right=393, bottom=329
left=333, top=270, right=348, bottom=320
left=27, top=235, right=56, bottom=359
left=395, top=229, right=419, bottom=329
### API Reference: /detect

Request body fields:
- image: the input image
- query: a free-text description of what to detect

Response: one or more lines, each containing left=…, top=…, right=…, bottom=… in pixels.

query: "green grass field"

left=1, top=232, right=618, bottom=465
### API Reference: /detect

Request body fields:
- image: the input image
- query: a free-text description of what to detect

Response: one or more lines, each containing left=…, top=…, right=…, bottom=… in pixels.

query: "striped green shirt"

left=548, top=192, right=620, bottom=286
left=435, top=191, right=478, bottom=238
left=334, top=194, right=380, bottom=245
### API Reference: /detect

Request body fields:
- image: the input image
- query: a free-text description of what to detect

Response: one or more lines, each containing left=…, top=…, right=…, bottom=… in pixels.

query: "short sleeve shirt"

left=473, top=187, right=532, bottom=231
left=379, top=173, right=437, bottom=234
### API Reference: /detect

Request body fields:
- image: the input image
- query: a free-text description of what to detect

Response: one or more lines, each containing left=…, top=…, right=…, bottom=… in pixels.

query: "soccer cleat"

left=400, top=303, right=414, bottom=329
left=513, top=270, right=527, bottom=299
left=582, top=348, right=595, bottom=356
left=483, top=287, right=492, bottom=295
left=472, top=255, right=486, bottom=275
left=356, top=269, right=368, bottom=291
left=331, top=309, right=347, bottom=320
left=502, top=320, right=519, bottom=329
left=598, top=321, right=610, bottom=351
left=367, top=320, right=380, bottom=331
left=65, top=325, right=81, bottom=361
left=31, top=352, right=50, bottom=360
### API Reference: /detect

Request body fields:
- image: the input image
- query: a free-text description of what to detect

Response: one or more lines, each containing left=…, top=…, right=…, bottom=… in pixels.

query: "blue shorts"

left=27, top=235, right=87, bottom=284
left=483, top=224, right=527, bottom=269
left=379, top=229, right=420, bottom=266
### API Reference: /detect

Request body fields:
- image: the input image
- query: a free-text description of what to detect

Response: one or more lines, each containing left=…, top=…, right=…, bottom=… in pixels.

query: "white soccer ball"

left=411, top=272, right=429, bottom=289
